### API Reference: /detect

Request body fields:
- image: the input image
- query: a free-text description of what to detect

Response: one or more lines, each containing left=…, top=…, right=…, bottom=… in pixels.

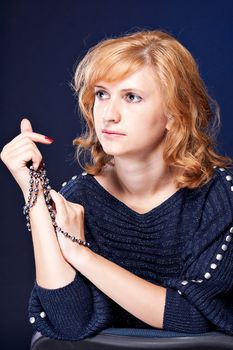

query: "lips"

left=102, top=129, right=126, bottom=135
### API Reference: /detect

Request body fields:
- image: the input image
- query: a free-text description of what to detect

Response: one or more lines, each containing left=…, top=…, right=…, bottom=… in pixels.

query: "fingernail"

left=45, top=136, right=54, bottom=142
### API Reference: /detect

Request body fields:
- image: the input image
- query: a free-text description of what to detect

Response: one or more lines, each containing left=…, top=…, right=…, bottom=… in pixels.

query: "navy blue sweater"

left=28, top=166, right=233, bottom=340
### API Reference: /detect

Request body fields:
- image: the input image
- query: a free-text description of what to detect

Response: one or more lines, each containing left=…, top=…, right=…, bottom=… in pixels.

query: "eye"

left=95, top=90, right=109, bottom=100
left=125, top=93, right=142, bottom=103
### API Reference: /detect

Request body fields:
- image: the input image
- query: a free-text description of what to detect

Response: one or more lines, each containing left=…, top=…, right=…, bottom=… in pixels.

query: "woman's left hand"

left=49, top=189, right=86, bottom=265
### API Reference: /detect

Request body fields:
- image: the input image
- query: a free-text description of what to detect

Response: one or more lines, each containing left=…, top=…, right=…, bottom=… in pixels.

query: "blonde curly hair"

left=71, top=29, right=232, bottom=189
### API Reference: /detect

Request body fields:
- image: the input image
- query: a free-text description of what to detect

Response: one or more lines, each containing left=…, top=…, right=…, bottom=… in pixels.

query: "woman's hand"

left=0, top=118, right=54, bottom=198
left=49, top=189, right=87, bottom=265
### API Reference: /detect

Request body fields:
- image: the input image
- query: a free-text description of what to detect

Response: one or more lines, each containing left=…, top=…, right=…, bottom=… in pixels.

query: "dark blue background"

left=1, top=1, right=233, bottom=349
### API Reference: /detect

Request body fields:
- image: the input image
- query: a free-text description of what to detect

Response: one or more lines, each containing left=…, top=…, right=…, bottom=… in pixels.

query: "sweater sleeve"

left=163, top=167, right=233, bottom=335
left=28, top=174, right=113, bottom=340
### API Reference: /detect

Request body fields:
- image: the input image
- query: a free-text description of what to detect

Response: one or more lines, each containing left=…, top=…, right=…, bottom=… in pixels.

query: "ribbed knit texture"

left=28, top=166, right=233, bottom=340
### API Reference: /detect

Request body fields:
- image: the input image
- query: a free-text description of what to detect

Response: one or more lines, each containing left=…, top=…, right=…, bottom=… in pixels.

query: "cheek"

left=139, top=110, right=166, bottom=127
left=92, top=105, right=104, bottom=142
left=92, top=107, right=99, bottom=135
left=93, top=104, right=100, bottom=126
left=93, top=102, right=103, bottom=122
left=93, top=102, right=97, bottom=119
left=135, top=114, right=167, bottom=140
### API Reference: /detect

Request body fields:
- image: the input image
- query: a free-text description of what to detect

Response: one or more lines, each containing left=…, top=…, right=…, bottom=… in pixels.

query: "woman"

left=1, top=29, right=233, bottom=340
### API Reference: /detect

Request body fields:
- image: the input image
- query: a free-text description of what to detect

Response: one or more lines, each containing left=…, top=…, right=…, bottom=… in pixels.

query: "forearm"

left=75, top=249, right=166, bottom=329
left=24, top=190, right=75, bottom=288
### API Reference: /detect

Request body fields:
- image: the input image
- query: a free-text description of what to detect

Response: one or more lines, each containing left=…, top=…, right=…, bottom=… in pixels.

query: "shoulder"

left=186, top=166, right=233, bottom=251
left=179, top=167, right=233, bottom=272
left=58, top=172, right=88, bottom=200
left=206, top=166, right=233, bottom=213
left=177, top=166, right=233, bottom=250
left=186, top=166, right=233, bottom=213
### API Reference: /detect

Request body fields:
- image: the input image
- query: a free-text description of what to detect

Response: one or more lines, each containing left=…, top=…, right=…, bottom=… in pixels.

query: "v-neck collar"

left=85, top=174, right=186, bottom=219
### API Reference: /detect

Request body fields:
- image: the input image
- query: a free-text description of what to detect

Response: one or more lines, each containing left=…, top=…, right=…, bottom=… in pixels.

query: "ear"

left=165, top=115, right=174, bottom=131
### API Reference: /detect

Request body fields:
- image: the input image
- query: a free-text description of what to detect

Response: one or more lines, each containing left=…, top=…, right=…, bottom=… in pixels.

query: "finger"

left=6, top=143, right=43, bottom=171
left=6, top=130, right=54, bottom=149
left=20, top=118, right=33, bottom=134
left=20, top=117, right=54, bottom=143
left=49, top=189, right=67, bottom=217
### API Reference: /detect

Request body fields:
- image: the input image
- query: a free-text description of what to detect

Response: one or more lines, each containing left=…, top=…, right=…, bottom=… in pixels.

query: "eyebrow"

left=94, top=85, right=144, bottom=93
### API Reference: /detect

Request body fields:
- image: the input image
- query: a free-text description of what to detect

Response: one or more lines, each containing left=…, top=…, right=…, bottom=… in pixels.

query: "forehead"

left=88, top=54, right=152, bottom=84
left=94, top=65, right=160, bottom=91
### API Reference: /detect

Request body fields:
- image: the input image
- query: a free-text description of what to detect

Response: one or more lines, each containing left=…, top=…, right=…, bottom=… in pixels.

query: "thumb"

left=50, top=189, right=63, bottom=213
left=50, top=189, right=61, bottom=199
left=20, top=118, right=33, bottom=134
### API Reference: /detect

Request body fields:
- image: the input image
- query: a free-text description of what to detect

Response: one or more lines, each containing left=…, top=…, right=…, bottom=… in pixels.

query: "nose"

left=102, top=98, right=121, bottom=124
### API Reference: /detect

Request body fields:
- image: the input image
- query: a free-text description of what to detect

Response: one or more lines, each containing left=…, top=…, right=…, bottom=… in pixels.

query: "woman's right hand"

left=0, top=118, right=54, bottom=198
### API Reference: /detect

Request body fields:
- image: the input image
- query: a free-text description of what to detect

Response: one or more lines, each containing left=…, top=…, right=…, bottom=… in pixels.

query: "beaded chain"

left=23, top=162, right=90, bottom=247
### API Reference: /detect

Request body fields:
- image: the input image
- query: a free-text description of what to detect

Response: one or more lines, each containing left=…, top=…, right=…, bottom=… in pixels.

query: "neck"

left=110, top=156, right=178, bottom=200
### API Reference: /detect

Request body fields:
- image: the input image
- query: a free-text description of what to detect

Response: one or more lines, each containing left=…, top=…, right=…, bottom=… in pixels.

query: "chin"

left=102, top=146, right=125, bottom=157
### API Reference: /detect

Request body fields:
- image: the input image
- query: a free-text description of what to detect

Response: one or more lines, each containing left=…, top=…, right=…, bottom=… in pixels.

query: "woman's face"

left=93, top=65, right=171, bottom=160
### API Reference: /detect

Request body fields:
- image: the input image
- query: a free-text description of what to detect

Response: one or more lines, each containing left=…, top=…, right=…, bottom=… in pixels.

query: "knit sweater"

left=28, top=166, right=233, bottom=340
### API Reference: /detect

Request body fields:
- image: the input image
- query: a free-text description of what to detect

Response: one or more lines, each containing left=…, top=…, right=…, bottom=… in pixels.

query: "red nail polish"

left=45, top=136, right=54, bottom=142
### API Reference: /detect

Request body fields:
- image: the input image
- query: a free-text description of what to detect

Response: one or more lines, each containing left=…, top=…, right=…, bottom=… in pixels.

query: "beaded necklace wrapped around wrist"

left=23, top=162, right=90, bottom=247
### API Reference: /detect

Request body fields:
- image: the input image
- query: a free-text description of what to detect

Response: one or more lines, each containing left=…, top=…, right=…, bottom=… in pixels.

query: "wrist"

left=71, top=245, right=94, bottom=272
left=22, top=188, right=44, bottom=203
